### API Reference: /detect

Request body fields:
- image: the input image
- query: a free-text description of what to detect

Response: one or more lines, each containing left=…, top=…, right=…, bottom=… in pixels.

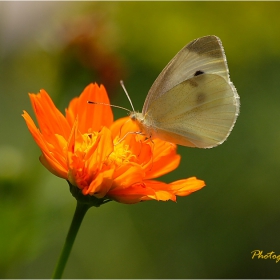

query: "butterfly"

left=129, top=35, right=240, bottom=148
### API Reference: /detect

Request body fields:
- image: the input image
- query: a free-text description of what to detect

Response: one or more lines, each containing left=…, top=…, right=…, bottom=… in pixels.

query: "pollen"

left=80, top=132, right=98, bottom=154
left=108, top=138, right=136, bottom=166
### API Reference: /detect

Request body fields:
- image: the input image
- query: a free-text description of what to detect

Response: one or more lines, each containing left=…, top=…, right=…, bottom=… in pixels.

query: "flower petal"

left=29, top=90, right=71, bottom=141
left=88, top=127, right=114, bottom=170
left=22, top=111, right=68, bottom=178
left=145, top=139, right=181, bottom=179
left=65, top=97, right=79, bottom=127
left=112, top=164, right=145, bottom=189
left=107, top=177, right=205, bottom=204
left=84, top=167, right=115, bottom=197
left=168, top=177, right=206, bottom=197
left=75, top=83, right=113, bottom=134
left=39, top=153, right=67, bottom=179
left=107, top=182, right=155, bottom=204
left=110, top=117, right=133, bottom=137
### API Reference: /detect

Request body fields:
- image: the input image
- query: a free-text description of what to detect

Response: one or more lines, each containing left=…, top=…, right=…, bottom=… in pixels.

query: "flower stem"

left=52, top=201, right=90, bottom=279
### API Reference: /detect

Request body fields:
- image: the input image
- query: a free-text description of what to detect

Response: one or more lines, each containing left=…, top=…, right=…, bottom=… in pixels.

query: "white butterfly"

left=130, top=35, right=240, bottom=148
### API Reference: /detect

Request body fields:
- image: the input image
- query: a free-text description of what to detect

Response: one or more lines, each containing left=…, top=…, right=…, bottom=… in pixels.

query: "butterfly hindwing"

left=144, top=73, right=239, bottom=148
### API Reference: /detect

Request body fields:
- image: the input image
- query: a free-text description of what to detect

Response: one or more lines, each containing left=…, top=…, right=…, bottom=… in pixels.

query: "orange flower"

left=22, top=83, right=205, bottom=205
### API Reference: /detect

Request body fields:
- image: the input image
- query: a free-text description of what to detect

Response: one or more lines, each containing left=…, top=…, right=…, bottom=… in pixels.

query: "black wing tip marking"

left=194, top=70, right=205, bottom=77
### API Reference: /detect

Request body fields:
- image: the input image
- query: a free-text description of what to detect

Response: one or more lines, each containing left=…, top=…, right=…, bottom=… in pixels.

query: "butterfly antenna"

left=87, top=101, right=131, bottom=113
left=120, top=80, right=135, bottom=112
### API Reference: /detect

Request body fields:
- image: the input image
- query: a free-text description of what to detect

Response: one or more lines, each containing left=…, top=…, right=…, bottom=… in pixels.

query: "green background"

left=1, top=1, right=280, bottom=278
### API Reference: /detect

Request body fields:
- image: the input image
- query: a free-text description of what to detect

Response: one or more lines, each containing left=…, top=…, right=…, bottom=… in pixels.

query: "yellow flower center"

left=68, top=131, right=138, bottom=191
left=107, top=137, right=136, bottom=166
left=78, top=132, right=98, bottom=156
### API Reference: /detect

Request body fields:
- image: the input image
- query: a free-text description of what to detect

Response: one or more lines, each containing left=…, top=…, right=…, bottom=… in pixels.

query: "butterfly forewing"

left=143, top=35, right=231, bottom=114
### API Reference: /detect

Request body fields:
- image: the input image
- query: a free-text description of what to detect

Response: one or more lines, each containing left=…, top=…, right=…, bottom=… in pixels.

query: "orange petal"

left=138, top=180, right=176, bottom=201
left=23, top=111, right=68, bottom=178
left=107, top=182, right=155, bottom=204
left=108, top=177, right=205, bottom=204
left=112, top=164, right=145, bottom=189
left=75, top=83, right=114, bottom=134
left=88, top=127, right=114, bottom=170
left=110, top=117, right=145, bottom=142
left=28, top=90, right=71, bottom=141
left=83, top=167, right=115, bottom=197
left=65, top=97, right=79, bottom=127
left=22, top=110, right=48, bottom=150
left=40, top=153, right=68, bottom=179
left=145, top=140, right=181, bottom=179
left=168, top=177, right=206, bottom=196
left=107, top=181, right=174, bottom=204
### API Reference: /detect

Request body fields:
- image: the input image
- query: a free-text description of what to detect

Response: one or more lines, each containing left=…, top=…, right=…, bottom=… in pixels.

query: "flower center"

left=67, top=131, right=99, bottom=187
left=107, top=137, right=136, bottom=166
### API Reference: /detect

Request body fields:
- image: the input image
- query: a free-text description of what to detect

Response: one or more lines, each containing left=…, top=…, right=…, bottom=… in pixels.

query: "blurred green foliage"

left=1, top=1, right=280, bottom=278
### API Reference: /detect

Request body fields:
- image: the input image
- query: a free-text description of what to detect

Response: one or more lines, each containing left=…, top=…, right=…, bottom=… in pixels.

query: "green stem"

left=52, top=201, right=90, bottom=279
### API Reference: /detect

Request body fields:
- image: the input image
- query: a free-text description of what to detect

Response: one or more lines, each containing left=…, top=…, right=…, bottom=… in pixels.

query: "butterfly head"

left=130, top=111, right=151, bottom=135
left=130, top=111, right=144, bottom=123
